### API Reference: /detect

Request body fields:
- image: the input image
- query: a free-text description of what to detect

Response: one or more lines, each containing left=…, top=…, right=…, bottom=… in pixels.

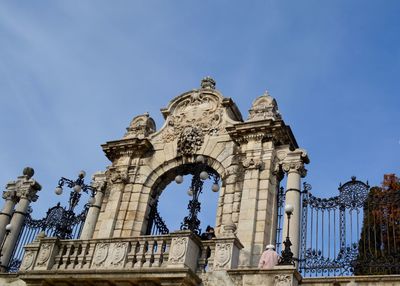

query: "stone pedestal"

left=167, top=231, right=201, bottom=271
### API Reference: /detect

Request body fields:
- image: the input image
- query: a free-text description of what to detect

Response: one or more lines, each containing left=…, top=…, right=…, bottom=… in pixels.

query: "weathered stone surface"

left=6, top=79, right=316, bottom=285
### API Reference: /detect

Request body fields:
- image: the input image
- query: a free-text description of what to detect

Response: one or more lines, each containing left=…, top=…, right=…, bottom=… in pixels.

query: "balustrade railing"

left=19, top=230, right=242, bottom=274
left=20, top=235, right=172, bottom=272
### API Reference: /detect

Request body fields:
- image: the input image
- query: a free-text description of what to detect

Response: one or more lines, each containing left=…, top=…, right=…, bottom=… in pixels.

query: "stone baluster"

left=126, top=241, right=137, bottom=268
left=152, top=239, right=163, bottom=267
left=80, top=172, right=107, bottom=240
left=82, top=241, right=95, bottom=269
left=133, top=240, right=147, bottom=269
left=75, top=241, right=88, bottom=269
left=282, top=150, right=309, bottom=264
left=1, top=167, right=41, bottom=270
left=143, top=239, right=155, bottom=267
left=52, top=243, right=64, bottom=270
left=66, top=243, right=76, bottom=270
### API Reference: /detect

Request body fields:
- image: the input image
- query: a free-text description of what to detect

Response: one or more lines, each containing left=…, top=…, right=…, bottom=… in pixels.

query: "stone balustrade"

left=19, top=230, right=243, bottom=276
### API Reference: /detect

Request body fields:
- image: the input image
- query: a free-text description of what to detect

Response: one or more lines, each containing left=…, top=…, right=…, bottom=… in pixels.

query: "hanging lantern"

left=175, top=175, right=184, bottom=184
left=196, top=155, right=205, bottom=164
left=73, top=184, right=82, bottom=193
left=200, top=171, right=209, bottom=180
left=212, top=183, right=220, bottom=192
left=55, top=186, right=63, bottom=195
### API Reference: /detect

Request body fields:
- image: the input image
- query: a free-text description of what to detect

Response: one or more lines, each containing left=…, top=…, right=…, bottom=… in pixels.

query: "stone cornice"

left=226, top=119, right=298, bottom=149
left=101, top=138, right=153, bottom=162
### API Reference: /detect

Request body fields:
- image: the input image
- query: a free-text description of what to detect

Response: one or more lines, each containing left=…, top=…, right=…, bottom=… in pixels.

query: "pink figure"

left=258, top=244, right=279, bottom=269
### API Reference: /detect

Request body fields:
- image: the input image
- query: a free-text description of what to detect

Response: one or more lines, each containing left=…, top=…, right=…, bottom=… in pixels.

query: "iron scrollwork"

left=180, top=160, right=220, bottom=236
left=299, top=177, right=370, bottom=277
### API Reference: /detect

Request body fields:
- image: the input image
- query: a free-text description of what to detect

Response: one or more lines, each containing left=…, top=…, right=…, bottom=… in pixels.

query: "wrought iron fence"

left=8, top=203, right=87, bottom=272
left=299, top=177, right=370, bottom=277
left=276, top=186, right=285, bottom=254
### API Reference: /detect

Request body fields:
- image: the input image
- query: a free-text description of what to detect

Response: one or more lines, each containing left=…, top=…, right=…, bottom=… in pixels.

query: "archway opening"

left=146, top=156, right=222, bottom=236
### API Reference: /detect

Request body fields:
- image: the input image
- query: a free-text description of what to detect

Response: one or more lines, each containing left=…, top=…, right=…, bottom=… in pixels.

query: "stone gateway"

left=2, top=78, right=397, bottom=286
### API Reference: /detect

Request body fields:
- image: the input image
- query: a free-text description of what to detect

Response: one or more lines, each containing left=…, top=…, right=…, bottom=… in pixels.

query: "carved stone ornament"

left=21, top=251, right=35, bottom=270
left=2, top=190, right=16, bottom=202
left=201, top=76, right=216, bottom=89
left=91, top=179, right=106, bottom=193
left=177, top=126, right=204, bottom=155
left=124, top=113, right=156, bottom=139
left=161, top=90, right=224, bottom=143
left=248, top=91, right=282, bottom=121
left=36, top=243, right=52, bottom=266
left=110, top=242, right=128, bottom=267
left=93, top=243, right=109, bottom=267
left=282, top=161, right=307, bottom=177
left=214, top=243, right=232, bottom=269
left=276, top=150, right=287, bottom=161
left=109, top=170, right=128, bottom=184
left=242, top=158, right=263, bottom=170
left=169, top=237, right=187, bottom=264
left=7, top=174, right=42, bottom=202
left=274, top=274, right=292, bottom=286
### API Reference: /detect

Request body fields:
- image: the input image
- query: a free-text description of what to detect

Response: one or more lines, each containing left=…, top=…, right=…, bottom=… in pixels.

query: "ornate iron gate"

left=299, top=177, right=370, bottom=277
left=276, top=186, right=285, bottom=254
left=8, top=203, right=87, bottom=272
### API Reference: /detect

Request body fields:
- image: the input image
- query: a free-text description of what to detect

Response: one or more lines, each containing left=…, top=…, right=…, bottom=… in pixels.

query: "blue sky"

left=0, top=1, right=399, bottom=229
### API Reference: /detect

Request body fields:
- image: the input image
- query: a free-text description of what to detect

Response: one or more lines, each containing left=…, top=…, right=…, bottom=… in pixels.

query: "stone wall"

left=5, top=271, right=400, bottom=286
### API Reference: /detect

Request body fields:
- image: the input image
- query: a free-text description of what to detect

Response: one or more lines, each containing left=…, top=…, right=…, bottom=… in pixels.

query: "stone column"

left=282, top=150, right=308, bottom=263
left=97, top=169, right=127, bottom=238
left=80, top=172, right=107, bottom=240
left=0, top=188, right=17, bottom=244
left=237, top=137, right=263, bottom=268
left=1, top=167, right=41, bottom=269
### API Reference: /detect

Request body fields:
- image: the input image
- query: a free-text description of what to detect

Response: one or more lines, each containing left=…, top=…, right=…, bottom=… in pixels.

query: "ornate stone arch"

left=138, top=155, right=227, bottom=235
left=94, top=78, right=306, bottom=268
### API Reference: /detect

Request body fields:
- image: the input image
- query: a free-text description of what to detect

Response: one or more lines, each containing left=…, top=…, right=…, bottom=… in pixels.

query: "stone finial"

left=247, top=91, right=282, bottom=121
left=201, top=76, right=216, bottom=89
left=23, top=167, right=35, bottom=179
left=124, top=113, right=156, bottom=139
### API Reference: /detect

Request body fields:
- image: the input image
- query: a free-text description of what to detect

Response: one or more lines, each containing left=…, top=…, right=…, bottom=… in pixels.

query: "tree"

left=354, top=174, right=400, bottom=275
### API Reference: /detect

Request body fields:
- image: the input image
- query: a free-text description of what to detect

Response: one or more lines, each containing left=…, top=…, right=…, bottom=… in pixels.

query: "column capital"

left=7, top=172, right=42, bottom=202
left=282, top=161, right=307, bottom=178
left=2, top=189, right=17, bottom=203
left=16, top=177, right=42, bottom=202
left=91, top=171, right=107, bottom=193
left=281, top=148, right=309, bottom=178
